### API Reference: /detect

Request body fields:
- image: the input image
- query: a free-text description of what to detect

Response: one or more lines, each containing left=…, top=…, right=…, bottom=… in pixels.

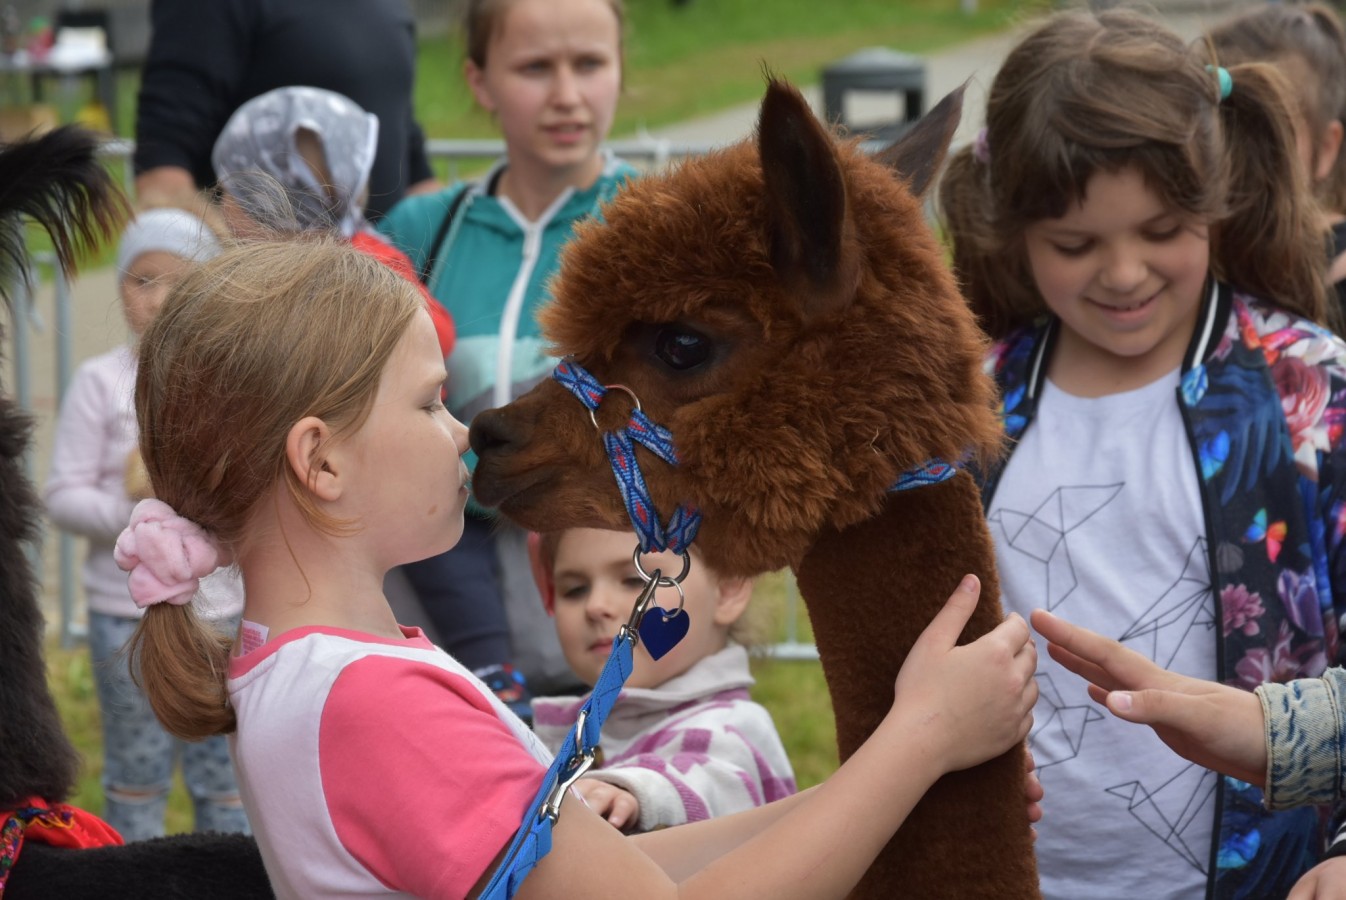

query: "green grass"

left=416, top=0, right=1027, bottom=144
left=26, top=0, right=1029, bottom=262
left=91, top=0, right=1031, bottom=153
left=46, top=639, right=197, bottom=835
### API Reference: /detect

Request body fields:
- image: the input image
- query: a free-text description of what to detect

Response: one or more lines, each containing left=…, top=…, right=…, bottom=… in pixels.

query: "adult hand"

left=1289, top=856, right=1346, bottom=899
left=891, top=575, right=1037, bottom=774
left=1030, top=609, right=1265, bottom=786
left=574, top=778, right=640, bottom=832
left=134, top=166, right=200, bottom=210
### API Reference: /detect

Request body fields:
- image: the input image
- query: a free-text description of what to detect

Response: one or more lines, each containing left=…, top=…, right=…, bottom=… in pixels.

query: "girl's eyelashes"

left=1144, top=225, right=1183, bottom=242
left=1050, top=241, right=1092, bottom=257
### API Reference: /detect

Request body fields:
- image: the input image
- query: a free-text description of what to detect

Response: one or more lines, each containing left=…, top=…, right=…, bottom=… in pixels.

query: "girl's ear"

left=712, top=575, right=754, bottom=628
left=1317, top=120, right=1344, bottom=184
left=465, top=59, right=496, bottom=114
left=285, top=415, right=341, bottom=502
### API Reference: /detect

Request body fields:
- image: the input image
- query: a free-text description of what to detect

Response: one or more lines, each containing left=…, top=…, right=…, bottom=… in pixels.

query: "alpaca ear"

left=874, top=84, right=966, bottom=198
left=757, top=78, right=855, bottom=320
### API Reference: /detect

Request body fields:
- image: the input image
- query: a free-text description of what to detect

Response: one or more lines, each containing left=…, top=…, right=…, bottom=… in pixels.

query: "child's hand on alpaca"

left=1031, top=609, right=1266, bottom=786
left=573, top=778, right=639, bottom=831
left=1288, top=856, right=1346, bottom=899
left=124, top=449, right=154, bottom=501
left=1025, top=750, right=1043, bottom=839
left=889, top=575, right=1038, bottom=774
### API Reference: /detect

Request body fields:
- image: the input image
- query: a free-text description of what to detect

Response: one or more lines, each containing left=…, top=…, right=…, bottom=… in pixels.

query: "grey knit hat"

left=115, top=207, right=221, bottom=279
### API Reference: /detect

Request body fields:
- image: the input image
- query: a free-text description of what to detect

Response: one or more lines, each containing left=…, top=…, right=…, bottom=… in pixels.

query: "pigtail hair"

left=939, top=146, right=1037, bottom=341
left=1309, top=4, right=1346, bottom=214
left=1213, top=61, right=1331, bottom=327
left=127, top=605, right=236, bottom=741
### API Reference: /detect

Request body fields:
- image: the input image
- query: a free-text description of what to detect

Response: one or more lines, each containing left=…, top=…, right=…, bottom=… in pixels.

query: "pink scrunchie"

left=113, top=499, right=228, bottom=609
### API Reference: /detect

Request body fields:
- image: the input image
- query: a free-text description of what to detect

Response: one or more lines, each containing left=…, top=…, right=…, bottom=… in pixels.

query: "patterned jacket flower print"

left=981, top=282, right=1346, bottom=900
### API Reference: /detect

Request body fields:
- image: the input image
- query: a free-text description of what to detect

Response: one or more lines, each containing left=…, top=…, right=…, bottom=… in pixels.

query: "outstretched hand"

left=1030, top=609, right=1266, bottom=786
left=891, top=575, right=1038, bottom=774
left=1290, top=857, right=1346, bottom=899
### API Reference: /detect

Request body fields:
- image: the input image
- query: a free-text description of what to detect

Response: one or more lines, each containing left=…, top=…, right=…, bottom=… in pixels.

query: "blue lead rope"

left=481, top=358, right=964, bottom=898
left=480, top=577, right=655, bottom=899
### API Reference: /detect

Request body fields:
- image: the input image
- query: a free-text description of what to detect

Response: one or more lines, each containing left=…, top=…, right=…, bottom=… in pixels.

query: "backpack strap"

left=418, top=184, right=472, bottom=286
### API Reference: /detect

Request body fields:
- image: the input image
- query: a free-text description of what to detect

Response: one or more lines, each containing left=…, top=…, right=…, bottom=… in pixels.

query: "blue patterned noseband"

left=552, top=358, right=962, bottom=553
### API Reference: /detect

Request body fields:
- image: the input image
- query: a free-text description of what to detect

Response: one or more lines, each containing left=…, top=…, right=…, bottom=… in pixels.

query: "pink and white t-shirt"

left=227, top=625, right=551, bottom=899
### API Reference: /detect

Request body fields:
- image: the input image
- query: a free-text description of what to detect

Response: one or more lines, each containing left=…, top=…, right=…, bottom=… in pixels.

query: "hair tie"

left=972, top=127, right=991, bottom=164
left=114, top=499, right=229, bottom=609
left=1206, top=65, right=1233, bottom=101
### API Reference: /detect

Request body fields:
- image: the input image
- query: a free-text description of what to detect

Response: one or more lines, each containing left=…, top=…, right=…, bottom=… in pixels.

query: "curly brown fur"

left=471, top=79, right=1037, bottom=896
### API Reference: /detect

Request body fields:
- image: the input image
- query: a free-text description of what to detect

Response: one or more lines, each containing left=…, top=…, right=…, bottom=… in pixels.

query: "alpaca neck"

left=794, top=473, right=1001, bottom=760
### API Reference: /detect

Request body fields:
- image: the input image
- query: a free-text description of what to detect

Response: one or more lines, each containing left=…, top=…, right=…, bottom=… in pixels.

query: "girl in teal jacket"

left=377, top=0, right=635, bottom=707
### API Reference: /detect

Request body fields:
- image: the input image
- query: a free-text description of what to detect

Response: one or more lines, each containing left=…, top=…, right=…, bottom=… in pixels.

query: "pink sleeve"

left=319, top=656, right=545, bottom=899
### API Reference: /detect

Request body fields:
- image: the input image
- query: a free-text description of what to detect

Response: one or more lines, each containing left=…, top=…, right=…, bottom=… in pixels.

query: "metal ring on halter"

left=632, top=545, right=692, bottom=585
left=651, top=578, right=686, bottom=620
left=625, top=569, right=663, bottom=633
left=588, top=384, right=641, bottom=431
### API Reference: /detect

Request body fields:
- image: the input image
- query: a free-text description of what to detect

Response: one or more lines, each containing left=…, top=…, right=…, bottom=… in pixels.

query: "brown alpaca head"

left=471, top=79, right=1002, bottom=578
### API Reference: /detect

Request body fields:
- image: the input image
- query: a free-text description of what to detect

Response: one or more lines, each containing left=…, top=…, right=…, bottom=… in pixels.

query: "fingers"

left=1286, top=858, right=1346, bottom=900
left=1101, top=687, right=1186, bottom=728
left=1031, top=609, right=1158, bottom=692
left=917, top=575, right=982, bottom=649
left=574, top=779, right=639, bottom=831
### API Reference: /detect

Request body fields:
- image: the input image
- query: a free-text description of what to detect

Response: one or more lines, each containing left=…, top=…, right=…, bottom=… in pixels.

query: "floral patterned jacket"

left=981, top=282, right=1346, bottom=900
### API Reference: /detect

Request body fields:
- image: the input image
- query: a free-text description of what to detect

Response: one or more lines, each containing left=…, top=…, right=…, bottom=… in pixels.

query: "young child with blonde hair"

left=115, top=236, right=1037, bottom=897
left=530, top=528, right=794, bottom=832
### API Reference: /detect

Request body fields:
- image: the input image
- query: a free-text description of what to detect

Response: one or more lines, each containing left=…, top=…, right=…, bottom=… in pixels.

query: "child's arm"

left=43, top=361, right=136, bottom=541
left=579, top=695, right=794, bottom=832
left=1030, top=609, right=1268, bottom=785
left=502, top=575, right=1037, bottom=899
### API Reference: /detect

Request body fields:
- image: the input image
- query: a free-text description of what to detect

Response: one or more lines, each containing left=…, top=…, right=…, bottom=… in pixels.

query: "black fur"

left=0, top=128, right=271, bottom=895
left=0, top=127, right=124, bottom=811
left=5, top=832, right=274, bottom=899
left=0, top=393, right=83, bottom=808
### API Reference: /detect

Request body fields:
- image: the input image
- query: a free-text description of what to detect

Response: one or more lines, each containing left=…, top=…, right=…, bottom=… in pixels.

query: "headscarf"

left=211, top=86, right=379, bottom=238
left=115, top=207, right=221, bottom=279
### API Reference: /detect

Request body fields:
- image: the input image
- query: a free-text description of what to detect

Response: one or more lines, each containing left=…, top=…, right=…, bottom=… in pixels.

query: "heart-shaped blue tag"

left=638, top=606, right=690, bottom=660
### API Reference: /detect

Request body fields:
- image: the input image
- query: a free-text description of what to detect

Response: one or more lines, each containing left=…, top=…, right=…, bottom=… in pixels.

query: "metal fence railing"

left=21, top=135, right=819, bottom=660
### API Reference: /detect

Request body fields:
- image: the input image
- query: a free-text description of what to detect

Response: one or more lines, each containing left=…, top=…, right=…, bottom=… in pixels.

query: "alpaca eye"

left=654, top=327, right=711, bottom=371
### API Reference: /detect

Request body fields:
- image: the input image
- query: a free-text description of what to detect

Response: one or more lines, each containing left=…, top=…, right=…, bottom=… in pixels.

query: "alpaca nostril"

left=469, top=408, right=520, bottom=458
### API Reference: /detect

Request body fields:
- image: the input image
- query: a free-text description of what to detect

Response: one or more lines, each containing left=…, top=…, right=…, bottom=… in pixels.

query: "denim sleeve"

left=1258, top=668, right=1346, bottom=809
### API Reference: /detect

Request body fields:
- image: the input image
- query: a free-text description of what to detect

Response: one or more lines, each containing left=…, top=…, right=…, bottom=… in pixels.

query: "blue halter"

left=480, top=357, right=961, bottom=898
left=553, top=359, right=702, bottom=553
